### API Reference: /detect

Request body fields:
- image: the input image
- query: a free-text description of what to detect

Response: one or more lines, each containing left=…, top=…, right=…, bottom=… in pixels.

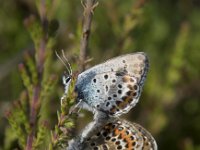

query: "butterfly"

left=81, top=119, right=157, bottom=150
left=74, top=52, right=149, bottom=117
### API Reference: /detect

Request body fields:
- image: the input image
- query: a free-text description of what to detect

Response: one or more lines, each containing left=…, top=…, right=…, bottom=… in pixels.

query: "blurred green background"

left=0, top=0, right=200, bottom=149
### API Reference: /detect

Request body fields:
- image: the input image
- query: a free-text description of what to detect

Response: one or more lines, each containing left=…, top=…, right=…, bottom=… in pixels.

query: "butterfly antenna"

left=61, top=49, right=73, bottom=76
left=55, top=50, right=71, bottom=75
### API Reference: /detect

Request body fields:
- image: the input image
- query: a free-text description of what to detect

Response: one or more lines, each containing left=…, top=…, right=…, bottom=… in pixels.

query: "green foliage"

left=3, top=0, right=62, bottom=149
left=33, top=121, right=49, bottom=149
left=50, top=78, right=76, bottom=149
left=1, top=0, right=200, bottom=150
left=5, top=91, right=29, bottom=149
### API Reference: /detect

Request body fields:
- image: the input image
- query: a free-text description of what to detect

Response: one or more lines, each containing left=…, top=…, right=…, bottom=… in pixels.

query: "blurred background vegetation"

left=0, top=0, right=200, bottom=149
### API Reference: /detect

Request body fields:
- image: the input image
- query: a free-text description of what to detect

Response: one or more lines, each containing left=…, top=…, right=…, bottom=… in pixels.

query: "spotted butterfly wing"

left=83, top=120, right=143, bottom=150
left=133, top=123, right=158, bottom=150
left=75, top=52, right=149, bottom=116
left=80, top=72, right=141, bottom=116
left=82, top=119, right=157, bottom=150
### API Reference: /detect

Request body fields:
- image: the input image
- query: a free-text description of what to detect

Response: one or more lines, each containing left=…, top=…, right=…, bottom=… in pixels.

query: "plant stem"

left=26, top=85, right=41, bottom=150
left=79, top=0, right=98, bottom=72
left=25, top=23, right=47, bottom=150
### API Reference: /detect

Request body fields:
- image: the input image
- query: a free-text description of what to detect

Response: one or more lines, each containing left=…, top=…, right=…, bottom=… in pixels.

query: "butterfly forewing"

left=75, top=53, right=149, bottom=116
left=83, top=72, right=141, bottom=116
left=77, top=52, right=148, bottom=84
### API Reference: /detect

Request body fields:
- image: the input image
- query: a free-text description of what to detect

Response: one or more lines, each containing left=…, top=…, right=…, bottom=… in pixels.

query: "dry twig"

left=79, top=0, right=99, bottom=72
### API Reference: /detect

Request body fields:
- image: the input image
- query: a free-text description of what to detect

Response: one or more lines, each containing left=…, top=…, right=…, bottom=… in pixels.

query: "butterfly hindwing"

left=83, top=119, right=144, bottom=150
left=133, top=123, right=158, bottom=150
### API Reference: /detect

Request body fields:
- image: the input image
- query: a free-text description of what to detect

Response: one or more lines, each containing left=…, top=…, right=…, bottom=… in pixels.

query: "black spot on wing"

left=105, top=85, right=108, bottom=92
left=104, top=74, right=108, bottom=79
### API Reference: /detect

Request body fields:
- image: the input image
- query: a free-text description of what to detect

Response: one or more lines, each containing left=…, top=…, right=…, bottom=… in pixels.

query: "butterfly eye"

left=62, top=74, right=72, bottom=86
left=65, top=76, right=71, bottom=83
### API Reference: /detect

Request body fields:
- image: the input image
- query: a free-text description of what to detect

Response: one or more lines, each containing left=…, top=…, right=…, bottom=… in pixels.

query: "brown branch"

left=79, top=0, right=98, bottom=72
left=25, top=47, right=46, bottom=150
left=25, top=86, right=41, bottom=150
left=25, top=2, right=48, bottom=149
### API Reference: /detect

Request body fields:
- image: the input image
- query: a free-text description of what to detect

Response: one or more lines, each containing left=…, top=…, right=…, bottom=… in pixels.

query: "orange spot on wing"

left=119, top=101, right=127, bottom=109
left=110, top=106, right=117, bottom=113
left=117, top=129, right=136, bottom=150
left=114, top=128, right=120, bottom=136
left=125, top=96, right=133, bottom=103
left=122, top=76, right=130, bottom=82
left=127, top=84, right=134, bottom=90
